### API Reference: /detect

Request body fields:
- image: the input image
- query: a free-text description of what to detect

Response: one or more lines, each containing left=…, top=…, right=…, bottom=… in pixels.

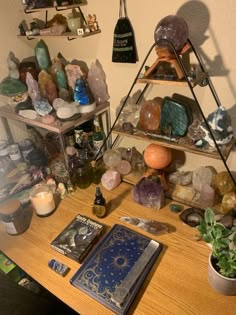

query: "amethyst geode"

left=132, top=177, right=164, bottom=210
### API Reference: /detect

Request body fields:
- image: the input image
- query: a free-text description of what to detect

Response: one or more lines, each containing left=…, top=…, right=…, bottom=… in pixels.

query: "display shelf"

left=20, top=1, right=101, bottom=41
left=24, top=3, right=87, bottom=14
left=102, top=38, right=235, bottom=194
left=112, top=126, right=234, bottom=160
left=18, top=29, right=101, bottom=40
left=0, top=102, right=109, bottom=134
left=137, top=71, right=208, bottom=88
left=120, top=173, right=219, bottom=210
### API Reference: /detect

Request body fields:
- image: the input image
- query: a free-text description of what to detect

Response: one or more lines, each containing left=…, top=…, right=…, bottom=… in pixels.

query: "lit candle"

left=30, top=184, right=55, bottom=216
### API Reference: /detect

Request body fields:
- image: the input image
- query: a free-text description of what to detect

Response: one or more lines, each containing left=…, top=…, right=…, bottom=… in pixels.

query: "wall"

left=0, top=0, right=235, bottom=173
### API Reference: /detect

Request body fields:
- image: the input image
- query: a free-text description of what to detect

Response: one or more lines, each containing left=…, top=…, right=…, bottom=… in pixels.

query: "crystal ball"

left=154, top=15, right=189, bottom=53
left=103, top=149, right=122, bottom=169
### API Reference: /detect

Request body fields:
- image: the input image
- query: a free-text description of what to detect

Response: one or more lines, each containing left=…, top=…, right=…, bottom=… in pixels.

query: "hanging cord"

left=119, top=0, right=127, bottom=18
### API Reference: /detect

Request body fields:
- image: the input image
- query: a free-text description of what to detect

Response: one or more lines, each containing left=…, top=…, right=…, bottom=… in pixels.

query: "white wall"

left=0, top=0, right=235, bottom=172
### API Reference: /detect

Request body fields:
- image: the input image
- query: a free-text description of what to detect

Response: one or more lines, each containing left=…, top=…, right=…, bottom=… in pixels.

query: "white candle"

left=30, top=185, right=55, bottom=216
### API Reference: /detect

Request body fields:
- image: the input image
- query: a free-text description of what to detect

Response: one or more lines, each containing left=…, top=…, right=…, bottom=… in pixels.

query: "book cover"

left=50, top=214, right=105, bottom=263
left=70, top=224, right=163, bottom=315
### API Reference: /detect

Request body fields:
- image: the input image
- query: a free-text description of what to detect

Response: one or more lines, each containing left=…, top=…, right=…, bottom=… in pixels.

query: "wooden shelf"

left=0, top=102, right=109, bottom=134
left=18, top=30, right=101, bottom=40
left=112, top=126, right=234, bottom=161
left=137, top=72, right=208, bottom=88
left=24, top=2, right=87, bottom=13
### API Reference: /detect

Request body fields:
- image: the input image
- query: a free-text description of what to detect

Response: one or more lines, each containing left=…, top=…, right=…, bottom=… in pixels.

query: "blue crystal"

left=74, top=78, right=94, bottom=105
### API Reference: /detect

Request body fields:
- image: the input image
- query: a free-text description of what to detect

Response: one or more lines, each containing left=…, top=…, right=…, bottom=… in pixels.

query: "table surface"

left=0, top=182, right=236, bottom=315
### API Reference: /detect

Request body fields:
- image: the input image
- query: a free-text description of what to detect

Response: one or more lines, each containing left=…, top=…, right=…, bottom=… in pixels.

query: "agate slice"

left=179, top=207, right=205, bottom=227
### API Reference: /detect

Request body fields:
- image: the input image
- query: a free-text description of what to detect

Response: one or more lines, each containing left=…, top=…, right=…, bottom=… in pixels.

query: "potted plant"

left=197, top=207, right=236, bottom=295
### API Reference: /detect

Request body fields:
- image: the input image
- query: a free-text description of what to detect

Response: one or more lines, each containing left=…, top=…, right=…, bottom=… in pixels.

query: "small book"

left=70, top=224, right=163, bottom=315
left=50, top=214, right=105, bottom=263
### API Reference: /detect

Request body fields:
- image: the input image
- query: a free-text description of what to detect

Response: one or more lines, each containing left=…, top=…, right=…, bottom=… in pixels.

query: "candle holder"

left=30, top=184, right=55, bottom=217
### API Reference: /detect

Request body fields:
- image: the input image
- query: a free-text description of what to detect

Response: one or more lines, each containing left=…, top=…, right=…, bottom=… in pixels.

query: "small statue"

left=86, top=14, right=99, bottom=32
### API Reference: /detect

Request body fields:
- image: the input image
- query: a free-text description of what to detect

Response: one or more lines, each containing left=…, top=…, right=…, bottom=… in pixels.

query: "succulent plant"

left=197, top=208, right=236, bottom=278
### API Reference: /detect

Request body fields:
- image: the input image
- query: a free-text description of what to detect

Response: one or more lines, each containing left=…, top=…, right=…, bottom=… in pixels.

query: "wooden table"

left=0, top=182, right=236, bottom=315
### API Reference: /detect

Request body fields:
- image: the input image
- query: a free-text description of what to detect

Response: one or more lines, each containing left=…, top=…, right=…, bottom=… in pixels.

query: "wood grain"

left=0, top=182, right=236, bottom=315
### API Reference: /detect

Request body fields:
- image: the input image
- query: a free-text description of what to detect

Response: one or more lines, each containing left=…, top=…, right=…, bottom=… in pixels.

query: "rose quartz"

left=101, top=169, right=121, bottom=191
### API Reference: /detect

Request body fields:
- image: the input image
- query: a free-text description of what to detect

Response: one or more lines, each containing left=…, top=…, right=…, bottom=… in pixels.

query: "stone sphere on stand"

left=154, top=15, right=189, bottom=54
left=144, top=143, right=172, bottom=170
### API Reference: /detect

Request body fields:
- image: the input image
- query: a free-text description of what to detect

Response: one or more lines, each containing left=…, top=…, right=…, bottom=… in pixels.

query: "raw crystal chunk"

left=35, top=39, right=52, bottom=71
left=101, top=169, right=121, bottom=191
left=132, top=177, right=164, bottom=210
left=87, top=60, right=110, bottom=104
left=192, top=166, right=217, bottom=191
left=120, top=217, right=168, bottom=235
left=198, top=183, right=215, bottom=207
left=212, top=171, right=235, bottom=196
left=221, top=192, right=236, bottom=213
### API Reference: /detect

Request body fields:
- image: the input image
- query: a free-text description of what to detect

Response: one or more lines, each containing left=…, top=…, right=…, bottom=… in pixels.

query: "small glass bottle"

left=92, top=115, right=105, bottom=158
left=93, top=186, right=107, bottom=218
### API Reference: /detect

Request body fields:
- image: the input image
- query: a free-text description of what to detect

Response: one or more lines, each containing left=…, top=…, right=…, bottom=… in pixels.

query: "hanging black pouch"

left=112, top=0, right=138, bottom=63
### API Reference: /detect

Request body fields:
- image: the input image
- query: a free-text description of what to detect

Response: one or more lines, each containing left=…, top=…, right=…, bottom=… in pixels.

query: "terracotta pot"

left=208, top=255, right=236, bottom=295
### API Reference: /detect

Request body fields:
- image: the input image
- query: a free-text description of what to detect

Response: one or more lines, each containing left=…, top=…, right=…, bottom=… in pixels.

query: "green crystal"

left=0, top=77, right=27, bottom=96
left=35, top=39, right=52, bottom=71
left=160, top=97, right=191, bottom=136
left=56, top=69, right=68, bottom=90
left=169, top=203, right=184, bottom=213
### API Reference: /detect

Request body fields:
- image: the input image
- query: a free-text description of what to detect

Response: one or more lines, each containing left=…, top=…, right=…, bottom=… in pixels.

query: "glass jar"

left=18, top=138, right=34, bottom=164
left=0, top=199, right=32, bottom=235
left=30, top=184, right=55, bottom=217
left=0, top=140, right=9, bottom=157
left=8, top=144, right=22, bottom=164
left=76, top=164, right=92, bottom=189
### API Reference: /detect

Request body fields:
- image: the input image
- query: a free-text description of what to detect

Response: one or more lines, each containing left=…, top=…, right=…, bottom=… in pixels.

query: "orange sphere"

left=144, top=143, right=172, bottom=169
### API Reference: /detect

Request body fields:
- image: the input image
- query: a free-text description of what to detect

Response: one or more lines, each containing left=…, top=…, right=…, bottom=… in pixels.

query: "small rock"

left=169, top=203, right=184, bottom=213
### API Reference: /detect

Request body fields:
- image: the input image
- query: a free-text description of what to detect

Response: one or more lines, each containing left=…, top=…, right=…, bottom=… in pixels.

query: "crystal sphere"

left=103, top=149, right=122, bottom=169
left=139, top=97, right=162, bottom=131
left=154, top=15, right=189, bottom=53
left=144, top=143, right=172, bottom=170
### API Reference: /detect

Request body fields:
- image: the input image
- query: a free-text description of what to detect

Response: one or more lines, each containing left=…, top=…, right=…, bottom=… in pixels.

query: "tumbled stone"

left=169, top=204, right=184, bottom=213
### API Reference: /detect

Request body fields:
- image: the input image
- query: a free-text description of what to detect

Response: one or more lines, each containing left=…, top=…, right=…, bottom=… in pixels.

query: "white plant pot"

left=208, top=254, right=236, bottom=295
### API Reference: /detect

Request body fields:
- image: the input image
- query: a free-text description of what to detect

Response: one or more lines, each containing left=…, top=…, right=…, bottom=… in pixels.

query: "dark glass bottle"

left=93, top=186, right=107, bottom=218
left=92, top=115, right=105, bottom=158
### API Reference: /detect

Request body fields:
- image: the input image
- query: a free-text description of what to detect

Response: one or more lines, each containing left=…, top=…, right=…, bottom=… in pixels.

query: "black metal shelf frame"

left=99, top=38, right=236, bottom=186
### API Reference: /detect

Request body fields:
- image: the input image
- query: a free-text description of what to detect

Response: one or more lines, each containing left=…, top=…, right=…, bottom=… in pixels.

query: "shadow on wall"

left=176, top=0, right=236, bottom=138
